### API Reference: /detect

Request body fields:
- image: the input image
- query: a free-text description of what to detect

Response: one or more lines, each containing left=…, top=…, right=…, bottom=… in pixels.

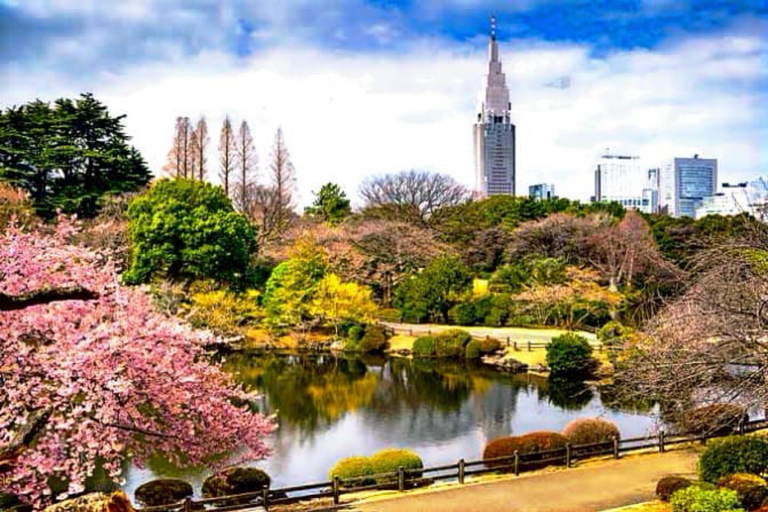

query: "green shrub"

left=483, top=431, right=568, bottom=469
left=202, top=467, right=270, bottom=498
left=348, top=325, right=365, bottom=342
left=483, top=295, right=512, bottom=327
left=368, top=449, right=424, bottom=483
left=125, top=179, right=256, bottom=285
left=466, top=338, right=502, bottom=359
left=448, top=302, right=477, bottom=326
left=718, top=473, right=767, bottom=495
left=412, top=336, right=437, bottom=357
left=656, top=476, right=693, bottom=502
left=546, top=333, right=593, bottom=375
left=741, top=486, right=768, bottom=511
left=135, top=478, right=193, bottom=507
left=328, top=456, right=374, bottom=487
left=434, top=329, right=472, bottom=358
left=562, top=417, right=620, bottom=447
left=678, top=404, right=747, bottom=435
left=481, top=337, right=502, bottom=353
left=699, top=436, right=768, bottom=483
left=597, top=321, right=633, bottom=347
left=670, top=486, right=743, bottom=512
left=358, top=325, right=389, bottom=353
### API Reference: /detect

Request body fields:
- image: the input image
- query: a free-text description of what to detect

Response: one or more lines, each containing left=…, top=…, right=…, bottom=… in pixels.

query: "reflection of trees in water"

left=539, top=376, right=594, bottom=410
left=222, top=353, right=377, bottom=432
left=599, top=383, right=656, bottom=415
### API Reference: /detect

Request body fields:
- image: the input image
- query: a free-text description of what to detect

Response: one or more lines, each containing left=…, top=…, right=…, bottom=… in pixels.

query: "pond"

left=122, top=353, right=660, bottom=497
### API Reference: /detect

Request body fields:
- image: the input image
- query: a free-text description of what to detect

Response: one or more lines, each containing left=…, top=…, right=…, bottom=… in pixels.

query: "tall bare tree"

left=255, top=127, right=297, bottom=241
left=233, top=120, right=257, bottom=216
left=218, top=116, right=236, bottom=196
left=163, top=117, right=193, bottom=178
left=359, top=170, right=470, bottom=222
left=192, top=117, right=209, bottom=180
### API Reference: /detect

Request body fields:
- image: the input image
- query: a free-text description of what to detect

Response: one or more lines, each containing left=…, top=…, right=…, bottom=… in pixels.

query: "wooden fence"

left=137, top=418, right=768, bottom=512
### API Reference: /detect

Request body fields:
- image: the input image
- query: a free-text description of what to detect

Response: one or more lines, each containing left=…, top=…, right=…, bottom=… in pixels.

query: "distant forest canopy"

left=2, top=93, right=765, bottom=334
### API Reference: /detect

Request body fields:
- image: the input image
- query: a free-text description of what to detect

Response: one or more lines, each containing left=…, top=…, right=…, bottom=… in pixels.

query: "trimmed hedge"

left=135, top=478, right=193, bottom=507
left=434, top=329, right=472, bottom=358
left=562, top=417, right=620, bottom=447
left=670, top=486, right=743, bottom=512
left=369, top=449, right=424, bottom=483
left=465, top=337, right=502, bottom=359
left=328, top=456, right=374, bottom=487
left=656, top=476, right=693, bottom=502
left=202, top=467, right=271, bottom=498
left=412, top=336, right=437, bottom=357
left=699, top=436, right=768, bottom=483
left=359, top=325, right=389, bottom=353
left=483, top=431, right=568, bottom=469
left=546, top=333, right=593, bottom=375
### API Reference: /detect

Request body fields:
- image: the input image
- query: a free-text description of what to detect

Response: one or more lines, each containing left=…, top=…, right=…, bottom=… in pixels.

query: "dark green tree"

left=0, top=93, right=150, bottom=218
left=393, top=256, right=473, bottom=323
left=124, top=179, right=256, bottom=285
left=304, top=182, right=351, bottom=224
left=546, top=333, right=594, bottom=375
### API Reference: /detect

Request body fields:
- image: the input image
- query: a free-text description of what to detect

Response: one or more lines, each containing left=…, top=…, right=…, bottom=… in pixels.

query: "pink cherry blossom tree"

left=0, top=219, right=275, bottom=507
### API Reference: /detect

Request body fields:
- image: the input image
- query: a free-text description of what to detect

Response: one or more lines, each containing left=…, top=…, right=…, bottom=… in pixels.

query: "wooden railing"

left=137, top=418, right=768, bottom=512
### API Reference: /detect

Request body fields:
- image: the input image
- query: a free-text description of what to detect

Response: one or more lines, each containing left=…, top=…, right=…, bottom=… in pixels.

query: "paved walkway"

left=350, top=450, right=697, bottom=512
left=383, top=323, right=598, bottom=344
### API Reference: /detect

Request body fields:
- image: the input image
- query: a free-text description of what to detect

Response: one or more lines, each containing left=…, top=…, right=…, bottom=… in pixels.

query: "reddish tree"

left=0, top=220, right=275, bottom=507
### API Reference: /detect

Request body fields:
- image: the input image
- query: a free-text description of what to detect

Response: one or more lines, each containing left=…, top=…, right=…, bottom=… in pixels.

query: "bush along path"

left=351, top=450, right=699, bottom=512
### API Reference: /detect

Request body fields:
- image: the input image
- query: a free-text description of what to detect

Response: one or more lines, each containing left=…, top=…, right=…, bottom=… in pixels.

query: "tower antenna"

left=491, top=15, right=496, bottom=40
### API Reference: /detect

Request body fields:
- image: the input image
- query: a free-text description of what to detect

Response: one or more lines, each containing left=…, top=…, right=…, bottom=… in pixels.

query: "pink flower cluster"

left=0, top=220, right=275, bottom=507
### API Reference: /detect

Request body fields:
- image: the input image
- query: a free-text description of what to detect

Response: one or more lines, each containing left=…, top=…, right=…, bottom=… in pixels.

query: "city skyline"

left=1, top=1, right=766, bottom=207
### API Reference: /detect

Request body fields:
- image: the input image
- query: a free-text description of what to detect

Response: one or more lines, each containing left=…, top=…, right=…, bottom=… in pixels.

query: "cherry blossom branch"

left=0, top=408, right=50, bottom=472
left=0, top=286, right=98, bottom=311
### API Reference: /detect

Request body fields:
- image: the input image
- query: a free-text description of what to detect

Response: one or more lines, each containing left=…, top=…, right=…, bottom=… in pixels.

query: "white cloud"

left=1, top=23, right=765, bottom=207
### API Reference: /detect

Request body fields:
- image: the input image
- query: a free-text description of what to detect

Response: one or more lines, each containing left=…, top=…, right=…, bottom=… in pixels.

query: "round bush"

left=562, top=417, right=621, bottom=447
left=481, top=337, right=502, bottom=353
left=742, top=486, right=768, bottom=511
left=328, top=456, right=374, bottom=487
left=135, top=478, right=193, bottom=507
left=546, top=333, right=593, bottom=375
left=483, top=431, right=568, bottom=469
left=202, top=467, right=271, bottom=498
left=656, top=476, right=693, bottom=502
left=369, top=449, right=424, bottom=483
left=435, top=329, right=472, bottom=358
left=678, top=404, right=747, bottom=435
left=358, top=325, right=389, bottom=353
left=412, top=336, right=437, bottom=357
left=718, top=473, right=767, bottom=494
left=465, top=339, right=483, bottom=359
left=348, top=325, right=365, bottom=342
left=670, top=486, right=742, bottom=512
left=699, top=436, right=768, bottom=483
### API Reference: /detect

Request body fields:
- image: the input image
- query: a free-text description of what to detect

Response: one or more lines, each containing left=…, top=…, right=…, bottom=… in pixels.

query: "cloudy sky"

left=1, top=0, right=766, bottom=205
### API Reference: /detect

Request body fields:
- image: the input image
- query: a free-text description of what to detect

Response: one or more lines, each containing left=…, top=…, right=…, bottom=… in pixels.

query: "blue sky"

left=1, top=0, right=766, bottom=203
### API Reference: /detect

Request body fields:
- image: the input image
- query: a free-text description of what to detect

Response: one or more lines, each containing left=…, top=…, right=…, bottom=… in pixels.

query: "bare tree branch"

left=0, top=286, right=98, bottom=311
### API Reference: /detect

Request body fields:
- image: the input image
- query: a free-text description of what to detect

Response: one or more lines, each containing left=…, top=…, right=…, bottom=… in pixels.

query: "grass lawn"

left=388, top=334, right=417, bottom=352
left=503, top=345, right=612, bottom=370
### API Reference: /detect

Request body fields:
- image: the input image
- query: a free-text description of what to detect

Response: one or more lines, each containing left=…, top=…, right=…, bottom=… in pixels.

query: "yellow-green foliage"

left=717, top=473, right=766, bottom=495
left=311, top=273, right=377, bottom=330
left=473, top=279, right=489, bottom=296
left=187, top=289, right=263, bottom=334
left=328, top=456, right=374, bottom=486
left=368, top=449, right=424, bottom=483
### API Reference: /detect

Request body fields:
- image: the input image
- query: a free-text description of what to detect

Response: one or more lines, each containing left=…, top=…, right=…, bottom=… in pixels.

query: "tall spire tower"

left=474, top=16, right=516, bottom=196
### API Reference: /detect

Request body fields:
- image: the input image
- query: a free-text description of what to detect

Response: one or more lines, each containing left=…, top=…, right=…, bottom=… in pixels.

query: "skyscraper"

left=659, top=155, right=718, bottom=217
left=474, top=17, right=516, bottom=196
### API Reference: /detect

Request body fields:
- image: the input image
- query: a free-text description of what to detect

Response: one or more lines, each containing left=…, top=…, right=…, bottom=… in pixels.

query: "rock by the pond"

left=481, top=354, right=528, bottom=372
left=202, top=467, right=271, bottom=498
left=134, top=478, right=193, bottom=507
left=42, top=491, right=134, bottom=512
left=1, top=493, right=32, bottom=512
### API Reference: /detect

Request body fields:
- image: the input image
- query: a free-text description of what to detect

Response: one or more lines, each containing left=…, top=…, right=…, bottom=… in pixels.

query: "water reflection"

left=123, top=354, right=660, bottom=496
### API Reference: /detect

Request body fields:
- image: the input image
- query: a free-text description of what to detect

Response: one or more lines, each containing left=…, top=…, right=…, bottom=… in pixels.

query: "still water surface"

left=123, top=353, right=659, bottom=497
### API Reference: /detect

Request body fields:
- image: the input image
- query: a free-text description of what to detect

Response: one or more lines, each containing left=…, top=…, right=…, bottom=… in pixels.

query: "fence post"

left=612, top=435, right=619, bottom=459
left=458, top=458, right=465, bottom=485
left=428, top=329, right=432, bottom=336
left=409, top=329, right=412, bottom=336
left=739, top=416, right=746, bottom=435
left=506, top=336, right=510, bottom=347
left=658, top=430, right=665, bottom=453
left=565, top=443, right=572, bottom=467
left=262, top=486, right=269, bottom=509
left=398, top=466, right=405, bottom=492
left=333, top=475, right=340, bottom=505
left=527, top=341, right=531, bottom=352
left=183, top=498, right=192, bottom=512
left=514, top=450, right=520, bottom=476
left=514, top=341, right=518, bottom=351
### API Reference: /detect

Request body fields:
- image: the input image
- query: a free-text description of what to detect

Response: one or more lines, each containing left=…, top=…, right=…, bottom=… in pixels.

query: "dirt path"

left=382, top=323, right=598, bottom=345
left=349, top=450, right=697, bottom=512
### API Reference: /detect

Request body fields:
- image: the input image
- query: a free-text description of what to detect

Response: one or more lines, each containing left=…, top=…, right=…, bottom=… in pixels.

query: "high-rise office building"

left=529, top=183, right=555, bottom=200
left=474, top=17, right=516, bottom=196
left=659, top=155, right=718, bottom=217
left=593, top=154, right=659, bottom=213
left=695, top=178, right=768, bottom=220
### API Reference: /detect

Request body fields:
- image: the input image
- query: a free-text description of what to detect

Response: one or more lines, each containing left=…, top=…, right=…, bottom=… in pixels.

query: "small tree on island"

left=0, top=218, right=275, bottom=508
left=546, top=333, right=594, bottom=375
